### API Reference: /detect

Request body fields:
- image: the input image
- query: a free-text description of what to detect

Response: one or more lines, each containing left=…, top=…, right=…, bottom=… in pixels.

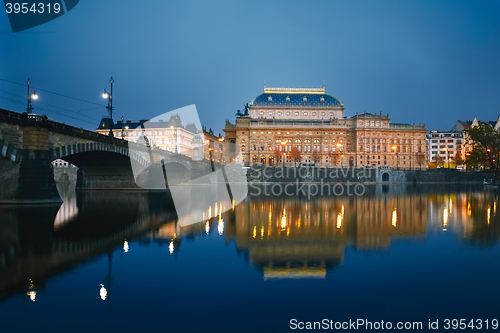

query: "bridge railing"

left=0, top=108, right=128, bottom=146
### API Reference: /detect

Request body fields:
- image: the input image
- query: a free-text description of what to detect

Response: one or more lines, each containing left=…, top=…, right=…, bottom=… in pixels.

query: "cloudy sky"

left=1, top=0, right=499, bottom=135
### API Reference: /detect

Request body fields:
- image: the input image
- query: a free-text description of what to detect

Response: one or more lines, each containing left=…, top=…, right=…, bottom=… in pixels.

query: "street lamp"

left=102, top=77, right=114, bottom=137
left=392, top=145, right=398, bottom=170
left=218, top=136, right=224, bottom=163
left=337, top=143, right=342, bottom=167
left=121, top=116, right=129, bottom=139
left=443, top=147, right=448, bottom=169
left=281, top=140, right=286, bottom=167
left=26, top=78, right=38, bottom=114
left=170, top=125, right=178, bottom=154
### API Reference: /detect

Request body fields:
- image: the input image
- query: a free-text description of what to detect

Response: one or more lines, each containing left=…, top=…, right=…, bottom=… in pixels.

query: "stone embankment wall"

left=247, top=166, right=377, bottom=183
left=246, top=166, right=488, bottom=184
left=377, top=169, right=487, bottom=183
left=53, top=166, right=78, bottom=183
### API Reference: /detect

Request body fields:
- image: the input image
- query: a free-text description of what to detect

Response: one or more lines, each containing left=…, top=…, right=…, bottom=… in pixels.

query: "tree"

left=454, top=152, right=464, bottom=168
left=274, top=147, right=282, bottom=165
left=464, top=123, right=500, bottom=180
left=290, top=146, right=301, bottom=167
left=416, top=152, right=426, bottom=170
left=329, top=152, right=340, bottom=167
left=434, top=155, right=444, bottom=168
left=311, top=149, right=321, bottom=165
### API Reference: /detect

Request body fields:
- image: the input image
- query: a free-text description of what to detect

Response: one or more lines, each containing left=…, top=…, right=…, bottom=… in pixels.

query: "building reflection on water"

left=427, top=190, right=500, bottom=244
left=0, top=183, right=499, bottom=302
left=224, top=184, right=499, bottom=279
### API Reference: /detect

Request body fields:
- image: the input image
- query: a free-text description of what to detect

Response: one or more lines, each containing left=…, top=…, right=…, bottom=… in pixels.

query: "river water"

left=0, top=183, right=499, bottom=332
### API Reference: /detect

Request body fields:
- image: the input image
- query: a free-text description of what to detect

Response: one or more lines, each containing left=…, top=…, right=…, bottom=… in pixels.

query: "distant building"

left=52, top=158, right=74, bottom=168
left=426, top=130, right=464, bottom=168
left=440, top=116, right=500, bottom=168
left=202, top=126, right=225, bottom=163
left=224, top=86, right=427, bottom=169
left=96, top=114, right=223, bottom=162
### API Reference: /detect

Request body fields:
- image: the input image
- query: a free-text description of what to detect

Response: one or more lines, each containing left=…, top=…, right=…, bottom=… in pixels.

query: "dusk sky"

left=1, top=0, right=500, bottom=135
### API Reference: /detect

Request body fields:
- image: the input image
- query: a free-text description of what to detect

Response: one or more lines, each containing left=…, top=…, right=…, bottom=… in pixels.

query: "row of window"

left=359, top=120, right=387, bottom=127
left=430, top=139, right=463, bottom=143
left=430, top=145, right=462, bottom=149
left=257, top=110, right=336, bottom=117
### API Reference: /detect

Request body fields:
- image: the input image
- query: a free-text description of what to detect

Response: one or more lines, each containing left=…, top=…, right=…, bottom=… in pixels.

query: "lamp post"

left=337, top=143, right=344, bottom=167
left=392, top=145, right=399, bottom=170
left=102, top=77, right=114, bottom=137
left=486, top=147, right=495, bottom=180
left=257, top=145, right=261, bottom=165
left=281, top=140, right=286, bottom=167
left=170, top=125, right=179, bottom=153
left=121, top=116, right=125, bottom=139
left=174, top=128, right=178, bottom=154
left=218, top=136, right=224, bottom=163
left=26, top=78, right=38, bottom=114
left=443, top=147, right=448, bottom=169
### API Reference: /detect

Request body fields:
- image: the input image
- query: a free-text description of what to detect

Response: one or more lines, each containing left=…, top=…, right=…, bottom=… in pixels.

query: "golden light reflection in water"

left=337, top=205, right=345, bottom=229
left=443, top=207, right=449, bottom=231
left=467, top=202, right=472, bottom=217
left=205, top=221, right=210, bottom=234
left=253, top=226, right=257, bottom=238
left=391, top=209, right=397, bottom=228
left=123, top=240, right=129, bottom=253
left=27, top=290, right=36, bottom=302
left=169, top=240, right=174, bottom=254
left=336, top=213, right=342, bottom=229
left=218, top=216, right=224, bottom=235
left=487, top=205, right=491, bottom=225
left=281, top=208, right=287, bottom=231
left=27, top=279, right=36, bottom=302
left=99, top=284, right=107, bottom=301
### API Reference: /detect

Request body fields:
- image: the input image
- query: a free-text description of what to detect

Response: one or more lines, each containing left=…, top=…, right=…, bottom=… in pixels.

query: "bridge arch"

left=50, top=142, right=149, bottom=167
left=382, top=172, right=389, bottom=181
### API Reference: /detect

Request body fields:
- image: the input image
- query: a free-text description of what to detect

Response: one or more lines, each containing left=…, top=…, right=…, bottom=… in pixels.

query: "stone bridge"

left=0, top=108, right=206, bottom=203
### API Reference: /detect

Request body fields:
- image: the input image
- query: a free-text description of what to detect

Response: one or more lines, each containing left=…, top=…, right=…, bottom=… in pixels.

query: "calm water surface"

left=0, top=183, right=499, bottom=333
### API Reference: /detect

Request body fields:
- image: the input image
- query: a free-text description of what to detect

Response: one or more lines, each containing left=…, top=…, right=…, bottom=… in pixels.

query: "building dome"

left=250, top=87, right=343, bottom=107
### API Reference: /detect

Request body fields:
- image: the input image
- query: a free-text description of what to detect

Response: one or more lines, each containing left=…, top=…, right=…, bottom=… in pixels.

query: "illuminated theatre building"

left=224, top=87, right=427, bottom=169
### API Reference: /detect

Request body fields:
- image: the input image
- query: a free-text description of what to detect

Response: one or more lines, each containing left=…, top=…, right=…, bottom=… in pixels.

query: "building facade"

left=425, top=116, right=500, bottom=169
left=96, top=115, right=225, bottom=163
left=426, top=130, right=465, bottom=168
left=224, top=87, right=427, bottom=169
